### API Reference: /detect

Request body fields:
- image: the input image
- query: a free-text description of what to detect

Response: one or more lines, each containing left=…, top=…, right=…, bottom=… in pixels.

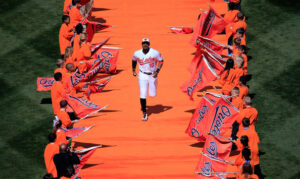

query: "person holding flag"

left=44, top=133, right=59, bottom=178
left=51, top=72, right=67, bottom=115
left=59, top=15, right=75, bottom=59
left=69, top=0, right=84, bottom=27
left=132, top=38, right=164, bottom=121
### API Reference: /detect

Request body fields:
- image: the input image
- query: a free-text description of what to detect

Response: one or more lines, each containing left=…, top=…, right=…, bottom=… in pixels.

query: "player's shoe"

left=142, top=113, right=148, bottom=121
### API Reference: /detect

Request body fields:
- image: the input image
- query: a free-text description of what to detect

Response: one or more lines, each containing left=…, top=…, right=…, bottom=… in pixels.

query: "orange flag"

left=37, top=77, right=54, bottom=91
left=190, top=6, right=227, bottom=47
left=92, top=47, right=120, bottom=74
left=185, top=96, right=214, bottom=141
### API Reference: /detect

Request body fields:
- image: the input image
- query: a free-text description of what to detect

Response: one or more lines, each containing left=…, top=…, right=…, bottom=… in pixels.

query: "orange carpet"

left=72, top=0, right=236, bottom=178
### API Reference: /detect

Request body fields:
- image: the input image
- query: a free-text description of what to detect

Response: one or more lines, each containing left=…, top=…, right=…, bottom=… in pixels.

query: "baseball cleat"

left=142, top=113, right=148, bottom=121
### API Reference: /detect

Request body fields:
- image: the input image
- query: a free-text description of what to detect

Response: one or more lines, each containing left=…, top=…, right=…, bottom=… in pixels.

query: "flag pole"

left=71, top=124, right=96, bottom=140
left=75, top=105, right=108, bottom=122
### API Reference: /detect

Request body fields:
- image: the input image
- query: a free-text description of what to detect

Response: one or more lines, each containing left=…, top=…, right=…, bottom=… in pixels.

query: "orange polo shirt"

left=44, top=143, right=59, bottom=178
left=238, top=85, right=249, bottom=99
left=57, top=109, right=72, bottom=128
left=77, top=43, right=91, bottom=61
left=224, top=10, right=240, bottom=24
left=73, top=34, right=81, bottom=60
left=232, top=97, right=244, bottom=110
left=51, top=81, right=67, bottom=115
left=232, top=20, right=247, bottom=34
left=69, top=6, right=83, bottom=27
left=59, top=24, right=74, bottom=55
left=236, top=106, right=259, bottom=127
left=55, top=129, right=69, bottom=146
left=54, top=68, right=67, bottom=79
left=237, top=127, right=260, bottom=165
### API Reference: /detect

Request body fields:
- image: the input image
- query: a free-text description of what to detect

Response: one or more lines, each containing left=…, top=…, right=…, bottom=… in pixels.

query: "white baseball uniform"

left=132, top=48, right=163, bottom=99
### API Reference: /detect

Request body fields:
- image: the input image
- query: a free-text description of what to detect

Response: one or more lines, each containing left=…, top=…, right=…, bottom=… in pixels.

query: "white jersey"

left=132, top=48, right=163, bottom=73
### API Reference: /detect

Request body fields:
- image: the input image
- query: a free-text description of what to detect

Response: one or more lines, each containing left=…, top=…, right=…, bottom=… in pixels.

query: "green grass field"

left=0, top=0, right=299, bottom=178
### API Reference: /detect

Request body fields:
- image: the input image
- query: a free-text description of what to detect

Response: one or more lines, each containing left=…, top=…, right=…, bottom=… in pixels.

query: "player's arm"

left=132, top=54, right=137, bottom=77
left=153, top=53, right=164, bottom=78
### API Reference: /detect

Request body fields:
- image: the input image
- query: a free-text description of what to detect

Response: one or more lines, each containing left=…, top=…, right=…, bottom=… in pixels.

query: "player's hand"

left=133, top=71, right=137, bottom=77
left=152, top=72, right=158, bottom=78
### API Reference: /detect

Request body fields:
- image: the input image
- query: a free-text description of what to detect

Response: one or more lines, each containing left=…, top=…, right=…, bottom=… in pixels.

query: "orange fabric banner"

left=37, top=77, right=55, bottom=91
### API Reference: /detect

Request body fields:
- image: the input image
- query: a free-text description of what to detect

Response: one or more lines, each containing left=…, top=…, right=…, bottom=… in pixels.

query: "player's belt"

left=140, top=70, right=153, bottom=75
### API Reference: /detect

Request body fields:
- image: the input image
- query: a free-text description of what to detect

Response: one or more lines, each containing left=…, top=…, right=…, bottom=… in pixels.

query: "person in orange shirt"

left=51, top=73, right=67, bottom=115
left=44, top=133, right=59, bottom=178
left=59, top=15, right=74, bottom=59
left=77, top=33, right=91, bottom=62
left=64, top=46, right=75, bottom=65
left=72, top=24, right=84, bottom=60
left=63, top=63, right=86, bottom=96
left=224, top=2, right=240, bottom=41
left=54, top=120, right=69, bottom=146
left=234, top=148, right=256, bottom=174
left=238, top=76, right=249, bottom=99
left=234, top=28, right=246, bottom=46
left=231, top=87, right=244, bottom=110
left=237, top=118, right=264, bottom=178
left=224, top=3, right=240, bottom=24
left=234, top=45, right=248, bottom=74
left=236, top=96, right=258, bottom=127
left=222, top=56, right=244, bottom=95
left=232, top=12, right=247, bottom=34
left=218, top=58, right=234, bottom=86
left=63, top=0, right=73, bottom=15
left=54, top=59, right=67, bottom=79
left=237, top=163, right=259, bottom=179
left=69, top=0, right=83, bottom=28
left=228, top=37, right=241, bottom=56
left=57, top=100, right=78, bottom=128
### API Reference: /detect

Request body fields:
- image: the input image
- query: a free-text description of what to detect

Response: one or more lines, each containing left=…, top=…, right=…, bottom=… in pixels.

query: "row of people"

left=213, top=2, right=263, bottom=179
left=44, top=0, right=105, bottom=178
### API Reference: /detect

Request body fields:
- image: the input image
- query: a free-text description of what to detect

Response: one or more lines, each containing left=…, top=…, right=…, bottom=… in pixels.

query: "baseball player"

left=132, top=38, right=164, bottom=121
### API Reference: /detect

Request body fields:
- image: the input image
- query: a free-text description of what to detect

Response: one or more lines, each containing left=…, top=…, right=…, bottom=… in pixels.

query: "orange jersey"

left=54, top=68, right=67, bottom=79
left=77, top=43, right=91, bottom=61
left=57, top=110, right=72, bottom=128
left=232, top=97, right=244, bottom=110
left=44, top=143, right=59, bottom=178
left=65, top=56, right=76, bottom=65
left=227, top=68, right=244, bottom=86
left=219, top=69, right=230, bottom=85
left=234, top=156, right=255, bottom=174
left=73, top=34, right=81, bottom=60
left=238, top=85, right=249, bottom=99
left=222, top=68, right=244, bottom=95
left=63, top=0, right=72, bottom=14
left=63, top=72, right=77, bottom=95
left=69, top=6, right=83, bottom=27
left=55, top=129, right=69, bottom=146
left=232, top=20, right=247, bottom=33
left=236, top=106, right=259, bottom=126
left=59, top=24, right=74, bottom=55
left=224, top=10, right=240, bottom=24
left=51, top=81, right=67, bottom=115
left=237, top=127, right=260, bottom=165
